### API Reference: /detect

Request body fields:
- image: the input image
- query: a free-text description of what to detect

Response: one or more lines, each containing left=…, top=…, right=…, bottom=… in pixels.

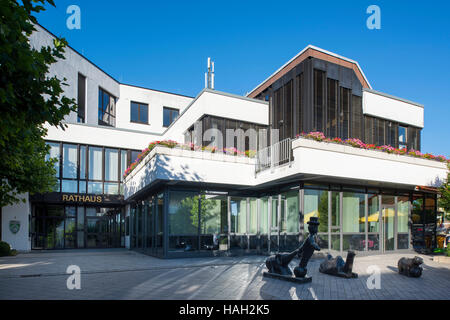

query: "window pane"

left=368, top=194, right=379, bottom=232
left=131, top=151, right=140, bottom=164
left=313, top=69, right=325, bottom=132
left=79, top=181, right=86, bottom=194
left=230, top=197, right=246, bottom=233
left=398, top=196, right=409, bottom=233
left=120, top=150, right=127, bottom=182
left=62, top=180, right=77, bottom=193
left=88, top=147, right=103, bottom=180
left=163, top=108, right=171, bottom=127
left=80, top=146, right=86, bottom=179
left=342, top=192, right=365, bottom=232
left=130, top=102, right=139, bottom=122
left=304, top=189, right=328, bottom=233
left=88, top=182, right=103, bottom=194
left=46, top=142, right=60, bottom=178
left=140, top=104, right=148, bottom=123
left=201, top=194, right=227, bottom=235
left=105, top=148, right=118, bottom=181
left=249, top=198, right=258, bottom=234
left=260, top=197, right=269, bottom=234
left=285, top=191, right=299, bottom=233
left=104, top=182, right=119, bottom=195
left=62, top=144, right=77, bottom=179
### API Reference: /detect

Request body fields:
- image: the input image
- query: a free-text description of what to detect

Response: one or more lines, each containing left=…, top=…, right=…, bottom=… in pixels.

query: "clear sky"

left=35, top=0, right=450, bottom=157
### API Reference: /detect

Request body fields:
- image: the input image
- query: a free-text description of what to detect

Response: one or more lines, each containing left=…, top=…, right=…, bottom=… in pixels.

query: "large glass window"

left=105, top=148, right=118, bottom=182
left=368, top=194, right=379, bottom=232
left=230, top=197, right=247, bottom=234
left=260, top=197, right=269, bottom=234
left=284, top=190, right=299, bottom=233
left=249, top=198, right=258, bottom=234
left=163, top=107, right=179, bottom=127
left=62, top=144, right=77, bottom=179
left=342, top=192, right=365, bottom=232
left=168, top=191, right=199, bottom=251
left=130, top=101, right=148, bottom=124
left=304, top=189, right=328, bottom=233
left=98, top=88, right=116, bottom=127
left=88, top=147, right=103, bottom=180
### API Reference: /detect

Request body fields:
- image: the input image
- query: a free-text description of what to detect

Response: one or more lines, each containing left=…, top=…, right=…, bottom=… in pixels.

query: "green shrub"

left=0, top=241, right=12, bottom=257
left=219, top=237, right=228, bottom=245
left=446, top=247, right=450, bottom=257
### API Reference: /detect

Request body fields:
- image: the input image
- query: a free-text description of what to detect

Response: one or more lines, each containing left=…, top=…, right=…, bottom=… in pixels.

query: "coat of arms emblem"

left=9, top=220, right=20, bottom=234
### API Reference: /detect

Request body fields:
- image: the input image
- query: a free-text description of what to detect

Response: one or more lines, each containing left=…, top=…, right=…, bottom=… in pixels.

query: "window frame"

left=130, top=101, right=149, bottom=125
left=98, top=87, right=116, bottom=127
left=163, top=107, right=180, bottom=128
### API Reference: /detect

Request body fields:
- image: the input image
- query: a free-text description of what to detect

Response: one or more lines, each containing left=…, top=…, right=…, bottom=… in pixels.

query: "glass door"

left=382, top=205, right=395, bottom=251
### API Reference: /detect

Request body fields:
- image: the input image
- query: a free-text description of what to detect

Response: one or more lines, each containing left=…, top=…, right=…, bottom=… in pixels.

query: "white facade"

left=362, top=89, right=424, bottom=128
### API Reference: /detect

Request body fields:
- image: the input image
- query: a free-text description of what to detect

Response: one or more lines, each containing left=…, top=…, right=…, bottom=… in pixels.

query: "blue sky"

left=35, top=0, right=450, bottom=157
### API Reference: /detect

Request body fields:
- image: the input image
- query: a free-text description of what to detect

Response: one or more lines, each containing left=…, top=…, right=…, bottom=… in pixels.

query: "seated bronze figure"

left=319, top=250, right=358, bottom=278
left=398, top=256, right=423, bottom=277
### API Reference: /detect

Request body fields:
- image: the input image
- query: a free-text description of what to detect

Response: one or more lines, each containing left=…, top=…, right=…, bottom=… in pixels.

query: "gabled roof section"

left=247, top=45, right=372, bottom=98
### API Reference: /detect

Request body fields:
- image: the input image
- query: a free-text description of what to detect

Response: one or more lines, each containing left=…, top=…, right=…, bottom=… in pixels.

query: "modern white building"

left=0, top=24, right=447, bottom=258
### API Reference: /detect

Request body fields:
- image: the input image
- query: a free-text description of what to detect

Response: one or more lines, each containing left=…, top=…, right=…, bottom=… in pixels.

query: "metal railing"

left=255, top=138, right=293, bottom=173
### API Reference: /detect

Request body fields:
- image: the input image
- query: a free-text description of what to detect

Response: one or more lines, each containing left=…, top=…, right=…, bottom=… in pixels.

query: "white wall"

left=29, top=24, right=120, bottom=125
left=163, top=89, right=269, bottom=143
left=1, top=194, right=31, bottom=251
left=363, top=89, right=424, bottom=128
left=44, top=122, right=161, bottom=151
left=117, top=84, right=193, bottom=134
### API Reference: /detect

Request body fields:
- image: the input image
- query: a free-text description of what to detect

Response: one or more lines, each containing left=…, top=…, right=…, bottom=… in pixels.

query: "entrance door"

left=381, top=205, right=395, bottom=252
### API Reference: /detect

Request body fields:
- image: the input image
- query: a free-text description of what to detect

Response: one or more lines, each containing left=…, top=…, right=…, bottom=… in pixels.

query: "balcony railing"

left=255, top=138, right=293, bottom=173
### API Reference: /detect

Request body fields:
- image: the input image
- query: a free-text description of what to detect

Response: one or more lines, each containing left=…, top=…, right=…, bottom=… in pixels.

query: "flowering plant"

left=297, top=131, right=449, bottom=164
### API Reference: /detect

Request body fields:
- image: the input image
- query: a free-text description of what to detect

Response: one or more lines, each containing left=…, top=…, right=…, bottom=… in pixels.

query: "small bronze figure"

left=293, top=217, right=321, bottom=278
left=319, top=250, right=358, bottom=278
left=398, top=256, right=423, bottom=277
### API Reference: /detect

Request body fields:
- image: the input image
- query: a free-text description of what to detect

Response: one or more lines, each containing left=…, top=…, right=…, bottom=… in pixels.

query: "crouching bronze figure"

left=319, top=250, right=358, bottom=278
left=398, top=256, right=423, bottom=277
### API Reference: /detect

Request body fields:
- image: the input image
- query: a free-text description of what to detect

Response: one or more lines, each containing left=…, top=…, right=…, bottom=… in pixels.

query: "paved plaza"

left=0, top=249, right=449, bottom=300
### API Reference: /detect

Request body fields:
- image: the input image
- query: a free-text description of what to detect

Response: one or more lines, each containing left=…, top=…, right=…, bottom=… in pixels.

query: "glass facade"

left=46, top=141, right=140, bottom=195
left=127, top=184, right=437, bottom=258
left=31, top=204, right=124, bottom=249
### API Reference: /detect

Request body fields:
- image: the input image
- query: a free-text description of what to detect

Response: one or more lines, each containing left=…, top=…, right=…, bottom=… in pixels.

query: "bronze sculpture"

left=263, top=217, right=321, bottom=283
left=319, top=250, right=358, bottom=278
left=398, top=256, right=423, bottom=277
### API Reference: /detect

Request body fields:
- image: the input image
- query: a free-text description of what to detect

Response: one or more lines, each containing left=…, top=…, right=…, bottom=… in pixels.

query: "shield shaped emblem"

left=9, top=220, right=20, bottom=234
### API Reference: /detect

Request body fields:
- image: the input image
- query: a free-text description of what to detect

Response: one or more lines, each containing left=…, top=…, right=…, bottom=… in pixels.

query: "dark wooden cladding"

left=254, top=56, right=422, bottom=150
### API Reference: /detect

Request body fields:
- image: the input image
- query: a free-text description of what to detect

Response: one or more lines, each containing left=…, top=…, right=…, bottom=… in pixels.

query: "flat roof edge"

left=363, top=88, right=424, bottom=108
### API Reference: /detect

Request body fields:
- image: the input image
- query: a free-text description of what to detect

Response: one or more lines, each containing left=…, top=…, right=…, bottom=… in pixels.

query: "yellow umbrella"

left=304, top=210, right=319, bottom=223
left=359, top=208, right=405, bottom=223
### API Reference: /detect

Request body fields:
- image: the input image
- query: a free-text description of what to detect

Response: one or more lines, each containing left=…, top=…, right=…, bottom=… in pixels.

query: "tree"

left=0, top=0, right=76, bottom=207
left=438, top=163, right=450, bottom=213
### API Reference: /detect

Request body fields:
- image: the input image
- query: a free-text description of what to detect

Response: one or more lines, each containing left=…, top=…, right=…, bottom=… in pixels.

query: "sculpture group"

left=264, top=215, right=424, bottom=283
